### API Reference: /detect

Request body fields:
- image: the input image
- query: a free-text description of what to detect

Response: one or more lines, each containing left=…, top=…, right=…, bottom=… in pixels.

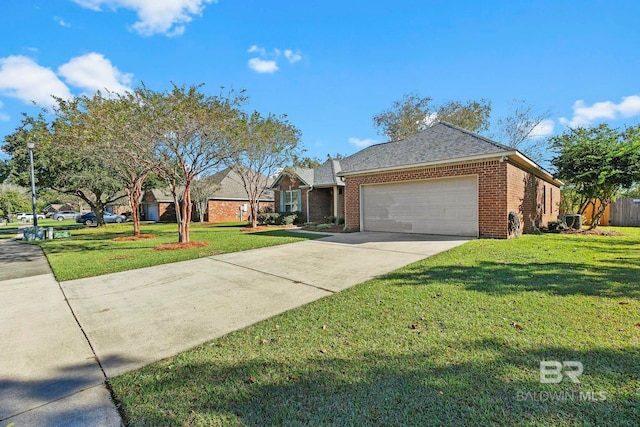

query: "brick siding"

left=506, top=163, right=560, bottom=233
left=206, top=200, right=274, bottom=223
left=344, top=160, right=560, bottom=239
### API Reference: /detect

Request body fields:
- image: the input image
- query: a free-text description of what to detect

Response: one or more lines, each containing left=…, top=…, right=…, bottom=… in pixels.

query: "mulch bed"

left=302, top=225, right=347, bottom=233
left=113, top=234, right=157, bottom=241
left=240, top=225, right=296, bottom=233
left=560, top=228, right=624, bottom=236
left=154, top=241, right=210, bottom=251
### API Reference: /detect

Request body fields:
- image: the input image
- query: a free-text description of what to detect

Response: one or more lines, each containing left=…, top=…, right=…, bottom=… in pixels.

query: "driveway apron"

left=1, top=232, right=469, bottom=425
left=61, top=232, right=470, bottom=377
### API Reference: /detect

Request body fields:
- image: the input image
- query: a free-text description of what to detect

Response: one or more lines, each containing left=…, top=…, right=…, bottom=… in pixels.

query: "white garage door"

left=361, top=176, right=478, bottom=236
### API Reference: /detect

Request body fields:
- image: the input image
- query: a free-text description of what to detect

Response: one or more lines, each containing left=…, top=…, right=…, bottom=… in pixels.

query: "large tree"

left=494, top=99, right=552, bottom=162
left=79, top=90, right=157, bottom=235
left=228, top=111, right=301, bottom=228
left=372, top=92, right=491, bottom=141
left=138, top=84, right=245, bottom=243
left=550, top=124, right=640, bottom=228
left=3, top=109, right=125, bottom=226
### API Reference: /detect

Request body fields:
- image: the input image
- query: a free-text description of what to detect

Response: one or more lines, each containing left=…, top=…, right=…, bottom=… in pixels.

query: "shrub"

left=281, top=214, right=297, bottom=225
left=338, top=217, right=345, bottom=225
left=257, top=212, right=281, bottom=225
left=292, top=211, right=306, bottom=225
left=324, top=215, right=336, bottom=223
left=316, top=223, right=333, bottom=230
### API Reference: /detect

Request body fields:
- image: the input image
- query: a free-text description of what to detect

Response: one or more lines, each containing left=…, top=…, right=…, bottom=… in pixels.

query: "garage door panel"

left=361, top=176, right=478, bottom=237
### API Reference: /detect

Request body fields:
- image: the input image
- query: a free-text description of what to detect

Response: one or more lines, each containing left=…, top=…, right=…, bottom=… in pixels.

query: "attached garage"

left=360, top=176, right=479, bottom=236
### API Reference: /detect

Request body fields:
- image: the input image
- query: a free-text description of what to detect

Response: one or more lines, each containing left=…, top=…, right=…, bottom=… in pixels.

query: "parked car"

left=52, top=210, right=79, bottom=221
left=75, top=211, right=126, bottom=225
left=16, top=212, right=45, bottom=221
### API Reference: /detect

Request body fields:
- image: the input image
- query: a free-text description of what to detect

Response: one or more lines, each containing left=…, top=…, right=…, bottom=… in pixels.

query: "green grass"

left=110, top=227, right=640, bottom=426
left=30, top=222, right=323, bottom=281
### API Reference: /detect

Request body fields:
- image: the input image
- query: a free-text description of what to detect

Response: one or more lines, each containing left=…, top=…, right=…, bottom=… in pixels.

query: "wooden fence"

left=610, top=198, right=640, bottom=227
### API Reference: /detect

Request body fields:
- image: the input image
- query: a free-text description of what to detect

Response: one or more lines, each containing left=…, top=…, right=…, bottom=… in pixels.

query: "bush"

left=316, top=223, right=333, bottom=230
left=292, top=211, right=306, bottom=225
left=324, top=215, right=336, bottom=223
left=257, top=212, right=281, bottom=225
left=281, top=214, right=297, bottom=225
left=338, top=217, right=345, bottom=225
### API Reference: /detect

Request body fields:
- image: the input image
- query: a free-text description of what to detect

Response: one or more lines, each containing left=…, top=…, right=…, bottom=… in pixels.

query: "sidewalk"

left=0, top=239, right=122, bottom=427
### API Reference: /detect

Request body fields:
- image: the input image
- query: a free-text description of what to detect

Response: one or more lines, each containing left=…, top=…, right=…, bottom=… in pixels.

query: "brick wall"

left=308, top=188, right=332, bottom=222
left=506, top=163, right=561, bottom=233
left=274, top=175, right=308, bottom=216
left=344, top=161, right=510, bottom=238
left=206, top=200, right=274, bottom=223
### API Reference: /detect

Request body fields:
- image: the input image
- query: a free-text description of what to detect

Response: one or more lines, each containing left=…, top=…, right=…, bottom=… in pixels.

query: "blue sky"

left=1, top=0, right=639, bottom=162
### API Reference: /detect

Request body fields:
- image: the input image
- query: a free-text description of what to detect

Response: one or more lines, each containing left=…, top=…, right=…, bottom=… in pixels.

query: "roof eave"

left=337, top=152, right=511, bottom=177
left=337, top=151, right=564, bottom=187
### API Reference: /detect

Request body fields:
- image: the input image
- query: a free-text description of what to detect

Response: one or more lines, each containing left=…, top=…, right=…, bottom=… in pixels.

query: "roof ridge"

left=437, top=121, right=513, bottom=151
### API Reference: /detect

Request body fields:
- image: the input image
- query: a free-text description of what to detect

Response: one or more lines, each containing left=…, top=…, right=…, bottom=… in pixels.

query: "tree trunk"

left=250, top=202, right=258, bottom=228
left=589, top=199, right=610, bottom=230
left=179, top=182, right=192, bottom=243
left=128, top=177, right=145, bottom=236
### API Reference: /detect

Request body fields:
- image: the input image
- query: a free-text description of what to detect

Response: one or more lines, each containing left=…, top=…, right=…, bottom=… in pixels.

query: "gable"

left=340, top=122, right=512, bottom=174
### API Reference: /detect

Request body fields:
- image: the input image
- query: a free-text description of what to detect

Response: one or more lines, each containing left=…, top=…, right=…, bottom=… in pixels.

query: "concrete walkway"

left=0, top=239, right=122, bottom=427
left=0, top=232, right=470, bottom=425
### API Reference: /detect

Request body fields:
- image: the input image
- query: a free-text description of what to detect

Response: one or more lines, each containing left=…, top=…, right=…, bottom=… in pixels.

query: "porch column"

left=333, top=185, right=339, bottom=223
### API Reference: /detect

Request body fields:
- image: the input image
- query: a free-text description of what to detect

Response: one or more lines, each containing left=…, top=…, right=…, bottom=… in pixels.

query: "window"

left=281, top=190, right=300, bottom=212
left=542, top=185, right=547, bottom=214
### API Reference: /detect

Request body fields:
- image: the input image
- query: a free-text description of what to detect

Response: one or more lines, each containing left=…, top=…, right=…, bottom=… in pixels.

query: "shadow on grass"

left=387, top=260, right=640, bottom=299
left=111, top=340, right=639, bottom=426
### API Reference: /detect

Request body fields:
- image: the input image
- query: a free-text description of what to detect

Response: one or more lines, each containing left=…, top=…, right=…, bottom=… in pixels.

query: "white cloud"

left=247, top=45, right=303, bottom=73
left=284, top=49, right=302, bottom=64
left=528, top=119, right=554, bottom=139
left=58, top=52, right=133, bottom=94
left=247, top=45, right=266, bottom=56
left=54, top=16, right=71, bottom=27
left=0, top=55, right=72, bottom=106
left=72, top=0, right=215, bottom=36
left=248, top=58, right=278, bottom=74
left=348, top=137, right=378, bottom=148
left=560, top=95, right=640, bottom=127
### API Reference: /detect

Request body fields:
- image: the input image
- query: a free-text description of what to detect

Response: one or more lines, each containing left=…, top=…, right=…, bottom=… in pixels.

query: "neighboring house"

left=271, top=160, right=345, bottom=223
left=43, top=203, right=76, bottom=216
left=273, top=122, right=562, bottom=238
left=141, top=167, right=274, bottom=223
left=141, top=188, right=180, bottom=222
left=205, top=167, right=274, bottom=223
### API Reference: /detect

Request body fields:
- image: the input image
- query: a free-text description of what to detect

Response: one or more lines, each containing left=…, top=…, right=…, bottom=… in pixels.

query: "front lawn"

left=32, top=222, right=323, bottom=281
left=110, top=228, right=640, bottom=426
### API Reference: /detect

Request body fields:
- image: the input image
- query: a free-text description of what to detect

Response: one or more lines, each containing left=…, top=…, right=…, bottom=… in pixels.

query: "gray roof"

left=208, top=167, right=274, bottom=201
left=339, top=121, right=513, bottom=174
left=144, top=167, right=274, bottom=203
left=273, top=159, right=345, bottom=188
left=313, top=159, right=344, bottom=187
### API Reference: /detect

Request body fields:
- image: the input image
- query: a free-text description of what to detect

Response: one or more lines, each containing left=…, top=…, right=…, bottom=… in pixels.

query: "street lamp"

left=27, top=141, right=37, bottom=227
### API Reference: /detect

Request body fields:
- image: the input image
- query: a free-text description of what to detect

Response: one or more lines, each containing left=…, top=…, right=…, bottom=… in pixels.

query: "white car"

left=16, top=212, right=45, bottom=221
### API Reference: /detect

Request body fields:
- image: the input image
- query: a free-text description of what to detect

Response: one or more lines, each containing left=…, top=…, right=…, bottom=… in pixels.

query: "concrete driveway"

left=61, top=232, right=470, bottom=377
left=1, top=232, right=470, bottom=425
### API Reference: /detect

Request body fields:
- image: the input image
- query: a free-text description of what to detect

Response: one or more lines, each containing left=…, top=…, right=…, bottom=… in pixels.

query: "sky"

left=1, top=0, right=639, bottom=163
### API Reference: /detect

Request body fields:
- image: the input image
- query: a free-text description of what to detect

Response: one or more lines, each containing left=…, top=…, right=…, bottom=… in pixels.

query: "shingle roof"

left=340, top=121, right=513, bottom=174
left=144, top=167, right=274, bottom=203
left=313, top=159, right=344, bottom=187
left=208, top=167, right=274, bottom=201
